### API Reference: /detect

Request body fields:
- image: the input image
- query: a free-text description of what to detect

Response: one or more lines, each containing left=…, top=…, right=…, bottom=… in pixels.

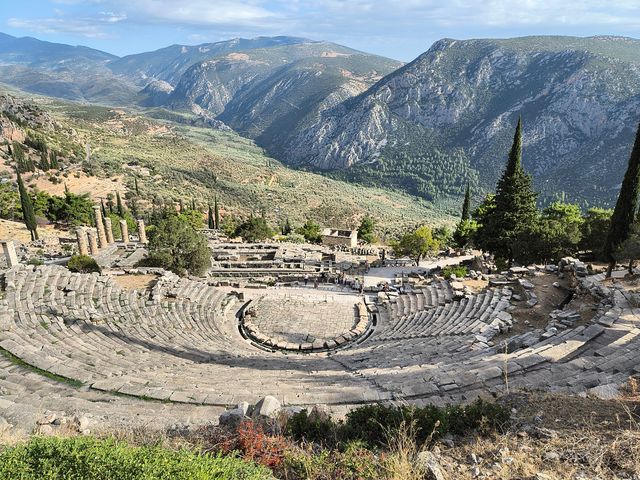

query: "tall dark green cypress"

left=461, top=183, right=471, bottom=220
left=134, top=177, right=140, bottom=195
left=214, top=196, right=220, bottom=230
left=16, top=169, right=38, bottom=240
left=39, top=150, right=49, bottom=171
left=208, top=205, right=214, bottom=229
left=191, top=198, right=196, bottom=211
left=477, top=117, right=538, bottom=266
left=116, top=191, right=125, bottom=217
left=49, top=150, right=58, bottom=169
left=604, top=123, right=640, bottom=276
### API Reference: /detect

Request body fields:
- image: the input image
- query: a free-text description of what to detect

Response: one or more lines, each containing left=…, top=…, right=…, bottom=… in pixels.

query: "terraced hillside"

left=1, top=92, right=453, bottom=235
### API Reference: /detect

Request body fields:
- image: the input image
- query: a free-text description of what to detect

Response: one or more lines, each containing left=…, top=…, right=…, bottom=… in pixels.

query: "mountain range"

left=1, top=32, right=639, bottom=207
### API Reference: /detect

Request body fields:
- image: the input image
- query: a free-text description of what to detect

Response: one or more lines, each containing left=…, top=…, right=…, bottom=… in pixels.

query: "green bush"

left=285, top=399, right=509, bottom=450
left=0, top=436, right=271, bottom=480
left=144, top=211, right=210, bottom=276
left=285, top=410, right=337, bottom=446
left=442, top=265, right=468, bottom=279
left=67, top=255, right=101, bottom=274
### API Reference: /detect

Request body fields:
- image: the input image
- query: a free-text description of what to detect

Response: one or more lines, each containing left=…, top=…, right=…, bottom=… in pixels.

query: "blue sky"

left=2, top=1, right=640, bottom=61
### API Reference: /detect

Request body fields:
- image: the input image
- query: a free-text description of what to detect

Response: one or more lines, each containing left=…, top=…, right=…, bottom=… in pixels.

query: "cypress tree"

left=476, top=117, right=538, bottom=267
left=214, top=196, right=220, bottom=230
left=283, top=217, right=292, bottom=235
left=49, top=150, right=58, bottom=169
left=116, top=191, right=125, bottom=217
left=16, top=169, right=38, bottom=240
left=101, top=198, right=107, bottom=219
left=130, top=198, right=139, bottom=219
left=208, top=205, right=214, bottom=229
left=191, top=198, right=196, bottom=211
left=39, top=150, right=49, bottom=171
left=179, top=199, right=184, bottom=213
left=461, top=183, right=471, bottom=220
left=604, top=123, right=640, bottom=276
left=134, top=177, right=140, bottom=196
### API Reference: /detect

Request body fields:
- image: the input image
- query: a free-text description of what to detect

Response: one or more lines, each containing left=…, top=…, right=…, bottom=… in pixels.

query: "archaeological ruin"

left=1, top=221, right=639, bottom=434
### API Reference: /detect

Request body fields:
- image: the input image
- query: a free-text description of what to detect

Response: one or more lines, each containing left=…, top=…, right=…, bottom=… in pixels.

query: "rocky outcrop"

left=136, top=79, right=174, bottom=107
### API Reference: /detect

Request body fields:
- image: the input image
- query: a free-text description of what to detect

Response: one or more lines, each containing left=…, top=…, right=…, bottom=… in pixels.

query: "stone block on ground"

left=252, top=396, right=281, bottom=420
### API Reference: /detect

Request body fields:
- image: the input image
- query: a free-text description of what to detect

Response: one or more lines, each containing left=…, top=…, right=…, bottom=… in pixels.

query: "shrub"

left=284, top=442, right=383, bottom=480
left=442, top=265, right=468, bottom=279
left=296, top=219, right=322, bottom=244
left=67, top=255, right=101, bottom=273
left=283, top=233, right=306, bottom=244
left=286, top=399, right=509, bottom=450
left=285, top=409, right=338, bottom=446
left=0, top=436, right=270, bottom=480
left=217, top=420, right=290, bottom=472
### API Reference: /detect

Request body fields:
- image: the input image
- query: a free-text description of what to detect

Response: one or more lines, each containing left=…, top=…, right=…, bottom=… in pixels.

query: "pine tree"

left=475, top=117, right=538, bottom=266
left=208, top=205, right=214, bottom=229
left=461, top=183, right=471, bottom=221
left=214, top=196, right=220, bottom=230
left=604, top=122, right=640, bottom=276
left=116, top=191, right=125, bottom=217
left=16, top=169, right=38, bottom=240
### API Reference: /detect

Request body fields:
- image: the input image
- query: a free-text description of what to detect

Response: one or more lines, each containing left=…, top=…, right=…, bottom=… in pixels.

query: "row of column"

left=76, top=206, right=147, bottom=256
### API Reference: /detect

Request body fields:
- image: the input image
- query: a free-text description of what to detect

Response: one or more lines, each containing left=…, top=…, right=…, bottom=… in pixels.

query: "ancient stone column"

left=120, top=219, right=129, bottom=245
left=76, top=228, right=89, bottom=256
left=136, top=219, right=148, bottom=244
left=104, top=217, right=115, bottom=244
left=1, top=240, right=19, bottom=268
left=87, top=229, right=99, bottom=256
left=93, top=206, right=108, bottom=248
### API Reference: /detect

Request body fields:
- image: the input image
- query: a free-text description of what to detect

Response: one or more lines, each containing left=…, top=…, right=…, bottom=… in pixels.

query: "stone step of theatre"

left=1, top=264, right=638, bottom=416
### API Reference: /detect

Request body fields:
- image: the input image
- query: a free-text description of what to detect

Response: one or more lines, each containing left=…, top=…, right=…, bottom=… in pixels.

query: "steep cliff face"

left=218, top=54, right=398, bottom=155
left=284, top=36, right=640, bottom=204
left=167, top=56, right=273, bottom=115
left=165, top=43, right=402, bottom=154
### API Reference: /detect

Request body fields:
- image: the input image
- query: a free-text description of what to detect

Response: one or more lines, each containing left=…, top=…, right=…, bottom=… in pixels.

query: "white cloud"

left=100, top=0, right=279, bottom=27
left=7, top=10, right=126, bottom=39
left=5, top=0, right=640, bottom=57
left=8, top=17, right=109, bottom=38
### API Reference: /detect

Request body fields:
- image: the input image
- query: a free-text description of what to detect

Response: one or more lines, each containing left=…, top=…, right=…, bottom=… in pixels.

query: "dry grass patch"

left=111, top=274, right=159, bottom=291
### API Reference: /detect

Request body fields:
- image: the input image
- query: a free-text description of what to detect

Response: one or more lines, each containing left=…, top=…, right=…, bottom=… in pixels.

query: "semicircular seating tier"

left=1, top=265, right=639, bottom=409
